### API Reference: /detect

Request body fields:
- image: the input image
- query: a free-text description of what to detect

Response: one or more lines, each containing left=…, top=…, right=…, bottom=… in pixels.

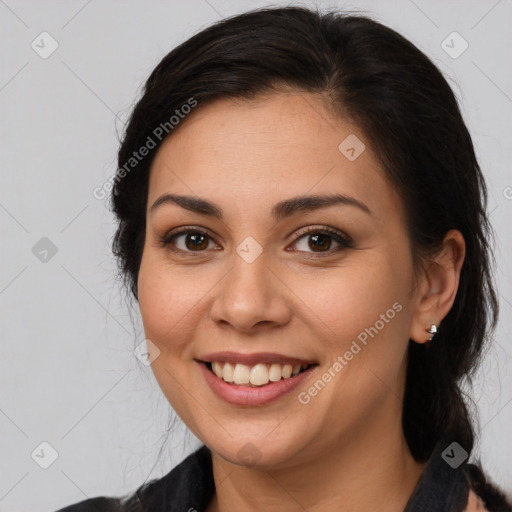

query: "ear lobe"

left=409, top=229, right=466, bottom=344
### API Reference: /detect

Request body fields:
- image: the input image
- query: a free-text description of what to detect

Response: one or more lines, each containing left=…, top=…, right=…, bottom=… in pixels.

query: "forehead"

left=148, top=92, right=403, bottom=226
left=154, top=91, right=358, bottom=166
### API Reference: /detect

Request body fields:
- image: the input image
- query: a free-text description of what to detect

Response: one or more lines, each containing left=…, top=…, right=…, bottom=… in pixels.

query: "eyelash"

left=157, top=225, right=354, bottom=257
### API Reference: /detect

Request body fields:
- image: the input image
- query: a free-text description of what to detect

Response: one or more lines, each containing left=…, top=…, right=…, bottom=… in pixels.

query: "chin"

left=208, top=434, right=308, bottom=469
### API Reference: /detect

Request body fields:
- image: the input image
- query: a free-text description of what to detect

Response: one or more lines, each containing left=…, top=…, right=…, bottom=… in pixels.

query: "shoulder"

left=462, top=463, right=512, bottom=512
left=53, top=496, right=123, bottom=512
left=53, top=445, right=213, bottom=512
left=464, top=489, right=489, bottom=511
left=54, top=493, right=144, bottom=512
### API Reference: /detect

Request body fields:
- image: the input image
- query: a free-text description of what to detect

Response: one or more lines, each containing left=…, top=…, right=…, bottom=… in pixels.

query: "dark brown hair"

left=110, top=4, right=504, bottom=501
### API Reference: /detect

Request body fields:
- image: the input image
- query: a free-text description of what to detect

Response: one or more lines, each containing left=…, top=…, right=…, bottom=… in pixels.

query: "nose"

left=209, top=251, right=292, bottom=333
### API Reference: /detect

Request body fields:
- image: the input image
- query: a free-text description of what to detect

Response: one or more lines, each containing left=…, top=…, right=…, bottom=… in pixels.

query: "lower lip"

left=198, top=361, right=317, bottom=406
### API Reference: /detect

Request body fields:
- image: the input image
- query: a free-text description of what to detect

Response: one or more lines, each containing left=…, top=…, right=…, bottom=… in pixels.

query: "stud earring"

left=426, top=324, right=437, bottom=341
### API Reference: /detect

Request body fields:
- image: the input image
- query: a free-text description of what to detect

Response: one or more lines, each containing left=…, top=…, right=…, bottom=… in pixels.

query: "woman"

left=56, top=6, right=511, bottom=512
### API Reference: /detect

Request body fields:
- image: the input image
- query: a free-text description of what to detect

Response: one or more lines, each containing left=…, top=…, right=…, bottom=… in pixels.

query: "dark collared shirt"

left=54, top=439, right=511, bottom=512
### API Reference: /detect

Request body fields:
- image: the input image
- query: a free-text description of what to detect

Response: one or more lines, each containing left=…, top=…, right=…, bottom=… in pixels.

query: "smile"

left=207, top=361, right=314, bottom=386
left=197, top=356, right=319, bottom=406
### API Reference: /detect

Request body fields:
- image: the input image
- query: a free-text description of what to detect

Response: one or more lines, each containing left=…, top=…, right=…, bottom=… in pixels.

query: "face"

left=137, top=91, right=420, bottom=468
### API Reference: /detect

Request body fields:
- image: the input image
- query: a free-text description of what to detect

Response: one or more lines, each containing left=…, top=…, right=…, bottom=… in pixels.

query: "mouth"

left=201, top=360, right=317, bottom=387
left=197, top=358, right=319, bottom=406
left=195, top=351, right=319, bottom=406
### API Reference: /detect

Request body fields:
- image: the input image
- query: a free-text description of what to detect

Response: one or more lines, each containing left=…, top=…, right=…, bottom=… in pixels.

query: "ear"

left=409, top=229, right=466, bottom=344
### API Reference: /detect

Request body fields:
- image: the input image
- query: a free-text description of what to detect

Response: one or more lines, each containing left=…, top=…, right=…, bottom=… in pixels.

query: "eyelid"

left=160, top=224, right=214, bottom=238
left=290, top=225, right=353, bottom=244
left=158, top=224, right=353, bottom=254
left=158, top=225, right=219, bottom=253
left=286, top=225, right=354, bottom=256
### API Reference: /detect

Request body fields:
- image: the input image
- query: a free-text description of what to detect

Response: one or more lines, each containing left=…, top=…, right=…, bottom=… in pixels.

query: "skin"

left=137, top=90, right=466, bottom=512
left=465, top=490, right=488, bottom=511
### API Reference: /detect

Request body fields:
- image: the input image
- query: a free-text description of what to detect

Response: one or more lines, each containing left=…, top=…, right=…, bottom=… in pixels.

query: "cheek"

left=292, top=253, right=411, bottom=345
left=291, top=257, right=414, bottom=417
left=137, top=251, right=202, bottom=355
left=136, top=253, right=207, bottom=427
left=295, top=258, right=412, bottom=425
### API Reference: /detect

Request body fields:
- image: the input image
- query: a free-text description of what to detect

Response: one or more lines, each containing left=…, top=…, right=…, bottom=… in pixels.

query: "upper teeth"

left=211, top=362, right=308, bottom=386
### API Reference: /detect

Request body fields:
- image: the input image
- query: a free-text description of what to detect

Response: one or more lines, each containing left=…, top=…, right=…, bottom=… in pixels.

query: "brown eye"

left=307, top=233, right=333, bottom=252
left=291, top=227, right=353, bottom=255
left=172, top=232, right=212, bottom=251
left=183, top=232, right=209, bottom=251
left=159, top=228, right=218, bottom=254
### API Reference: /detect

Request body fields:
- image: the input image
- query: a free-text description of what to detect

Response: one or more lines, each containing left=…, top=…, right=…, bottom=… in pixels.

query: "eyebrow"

left=150, top=192, right=373, bottom=222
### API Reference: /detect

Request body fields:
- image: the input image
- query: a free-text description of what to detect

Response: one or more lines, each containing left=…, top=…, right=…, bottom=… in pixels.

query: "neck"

left=207, top=424, right=426, bottom=512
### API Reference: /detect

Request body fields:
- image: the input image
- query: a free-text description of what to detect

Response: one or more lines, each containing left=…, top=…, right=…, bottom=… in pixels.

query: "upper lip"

left=197, top=351, right=317, bottom=367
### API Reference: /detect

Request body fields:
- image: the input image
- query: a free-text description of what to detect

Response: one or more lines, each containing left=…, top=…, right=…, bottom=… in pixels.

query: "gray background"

left=1, top=0, right=511, bottom=510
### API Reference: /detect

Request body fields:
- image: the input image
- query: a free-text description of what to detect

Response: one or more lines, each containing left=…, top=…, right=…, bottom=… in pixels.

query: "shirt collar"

left=135, top=438, right=469, bottom=512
